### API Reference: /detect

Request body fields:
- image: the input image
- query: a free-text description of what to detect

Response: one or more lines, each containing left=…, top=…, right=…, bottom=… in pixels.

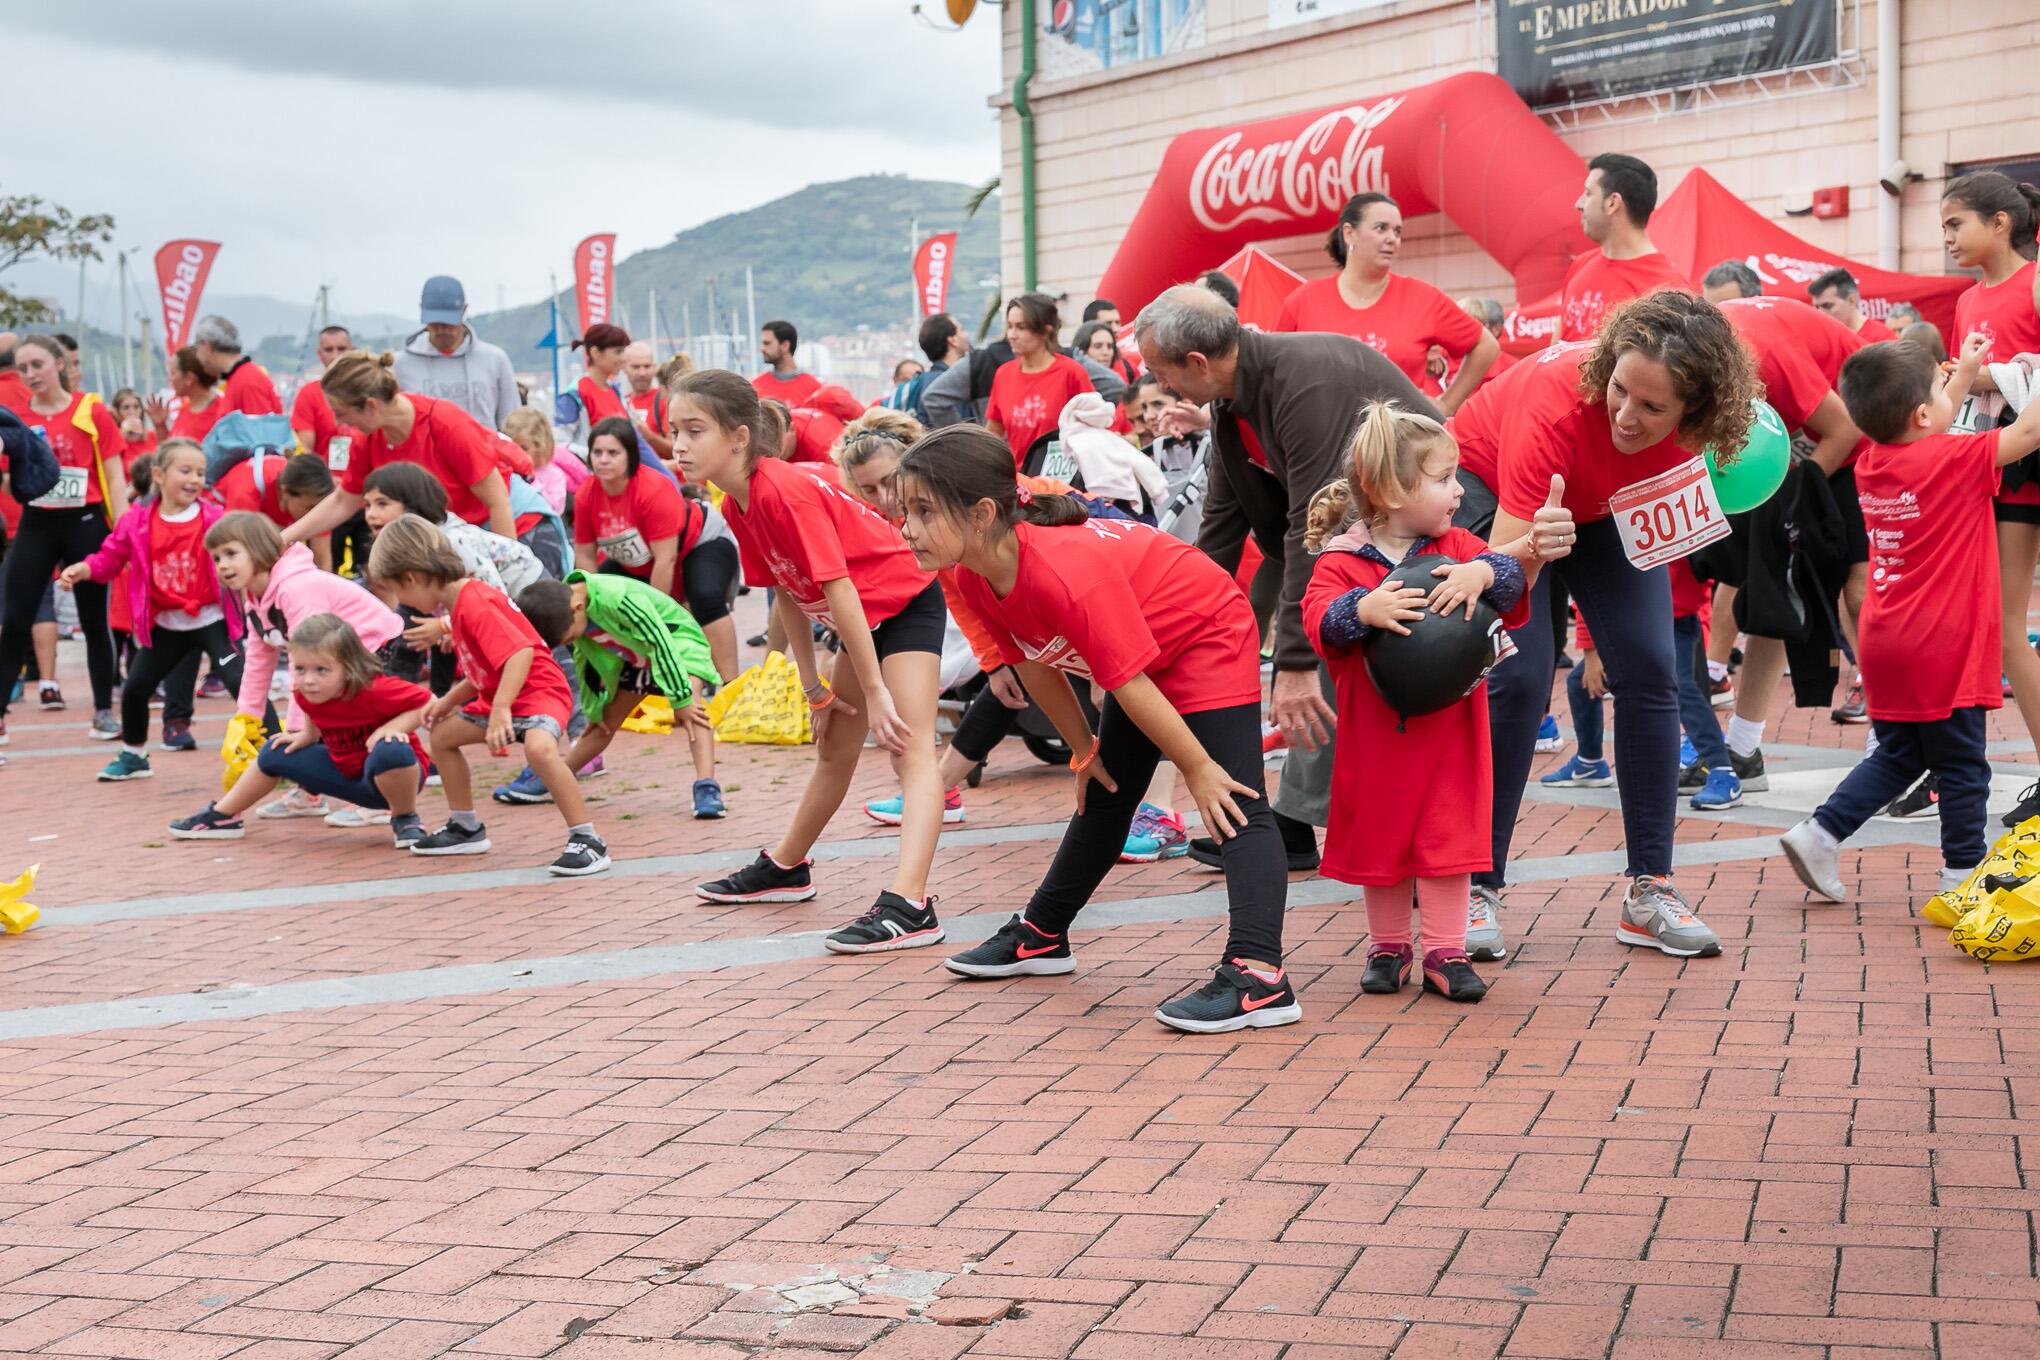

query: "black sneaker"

left=825, top=891, right=944, bottom=954
left=1729, top=747, right=1768, bottom=793
left=1883, top=774, right=1940, bottom=820
left=1155, top=960, right=1302, bottom=1033
left=390, top=815, right=426, bottom=849
left=1422, top=949, right=1488, bottom=1003
left=550, top=830, right=611, bottom=877
left=698, top=850, right=816, bottom=903
left=2004, top=781, right=2040, bottom=828
left=1678, top=761, right=1707, bottom=793
left=945, top=915, right=1075, bottom=978
left=159, top=719, right=197, bottom=752
left=1188, top=814, right=1321, bottom=873
left=169, top=804, right=245, bottom=840
left=1360, top=945, right=1412, bottom=994
left=411, top=821, right=491, bottom=856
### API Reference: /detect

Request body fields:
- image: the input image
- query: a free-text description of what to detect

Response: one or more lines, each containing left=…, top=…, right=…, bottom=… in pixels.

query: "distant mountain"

left=0, top=261, right=408, bottom=354
left=463, top=175, right=1002, bottom=371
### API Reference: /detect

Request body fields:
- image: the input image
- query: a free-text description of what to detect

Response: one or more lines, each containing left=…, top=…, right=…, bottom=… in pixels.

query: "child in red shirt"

left=668, top=369, right=950, bottom=956
left=1782, top=336, right=2040, bottom=905
left=893, top=424, right=1293, bottom=1035
left=368, top=514, right=607, bottom=878
left=1301, top=403, right=1548, bottom=1003
left=167, top=614, right=431, bottom=846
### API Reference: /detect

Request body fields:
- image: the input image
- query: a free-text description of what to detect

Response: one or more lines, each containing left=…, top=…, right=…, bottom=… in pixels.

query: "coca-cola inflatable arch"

left=1096, top=72, right=1590, bottom=316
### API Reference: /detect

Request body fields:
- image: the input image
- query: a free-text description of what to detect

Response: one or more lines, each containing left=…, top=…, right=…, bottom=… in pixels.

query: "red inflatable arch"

left=1096, top=72, right=1591, bottom=316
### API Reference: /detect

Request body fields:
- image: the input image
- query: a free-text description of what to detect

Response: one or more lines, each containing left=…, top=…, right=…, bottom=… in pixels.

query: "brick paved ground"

left=1, top=605, right=2037, bottom=1359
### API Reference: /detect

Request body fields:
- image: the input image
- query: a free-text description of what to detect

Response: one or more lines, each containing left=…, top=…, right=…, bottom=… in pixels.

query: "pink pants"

left=1362, top=874, right=1471, bottom=956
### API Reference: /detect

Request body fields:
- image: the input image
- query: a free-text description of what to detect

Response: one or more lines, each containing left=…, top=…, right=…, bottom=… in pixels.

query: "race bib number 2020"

left=1608, top=456, right=1730, bottom=570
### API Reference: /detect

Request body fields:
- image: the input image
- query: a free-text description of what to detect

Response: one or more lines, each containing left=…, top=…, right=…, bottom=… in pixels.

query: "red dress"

left=1302, top=527, right=1528, bottom=886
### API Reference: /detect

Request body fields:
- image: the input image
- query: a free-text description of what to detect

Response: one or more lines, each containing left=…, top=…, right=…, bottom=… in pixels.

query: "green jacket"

left=566, top=569, right=719, bottom=726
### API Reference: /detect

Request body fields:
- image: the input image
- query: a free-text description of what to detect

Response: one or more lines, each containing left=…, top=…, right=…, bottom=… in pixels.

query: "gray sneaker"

left=88, top=708, right=121, bottom=741
left=1465, top=884, right=1507, bottom=961
left=1779, top=819, right=1846, bottom=903
left=1616, top=876, right=1720, bottom=957
left=1729, top=747, right=1768, bottom=792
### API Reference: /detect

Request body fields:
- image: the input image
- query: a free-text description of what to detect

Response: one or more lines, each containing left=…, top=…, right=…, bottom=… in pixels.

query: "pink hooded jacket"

left=235, top=542, right=402, bottom=725
left=80, top=499, right=240, bottom=652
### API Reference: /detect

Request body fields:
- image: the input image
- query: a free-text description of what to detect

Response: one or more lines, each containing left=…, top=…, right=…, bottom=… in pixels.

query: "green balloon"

left=1707, top=399, right=1791, bottom=514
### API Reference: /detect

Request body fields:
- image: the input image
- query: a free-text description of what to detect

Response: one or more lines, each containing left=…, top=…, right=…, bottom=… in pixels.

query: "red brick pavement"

left=0, top=625, right=2035, bottom=1358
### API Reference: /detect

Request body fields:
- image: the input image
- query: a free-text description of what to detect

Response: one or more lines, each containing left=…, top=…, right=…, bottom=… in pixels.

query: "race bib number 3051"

left=1608, top=456, right=1729, bottom=570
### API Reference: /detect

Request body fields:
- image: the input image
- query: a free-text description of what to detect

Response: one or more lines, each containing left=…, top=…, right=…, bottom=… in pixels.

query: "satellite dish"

left=947, top=0, right=977, bottom=24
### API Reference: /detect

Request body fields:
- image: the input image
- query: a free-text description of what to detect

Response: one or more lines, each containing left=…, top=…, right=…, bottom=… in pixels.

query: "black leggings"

left=951, top=680, right=1021, bottom=766
left=122, top=620, right=243, bottom=748
left=0, top=506, right=114, bottom=716
left=1023, top=699, right=1286, bottom=964
left=679, top=538, right=739, bottom=625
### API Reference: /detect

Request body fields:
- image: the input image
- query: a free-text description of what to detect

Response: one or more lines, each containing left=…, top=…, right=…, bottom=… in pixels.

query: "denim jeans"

left=1673, top=612, right=1731, bottom=770
left=1564, top=657, right=1605, bottom=762
left=256, top=738, right=420, bottom=809
left=1813, top=707, right=1991, bottom=870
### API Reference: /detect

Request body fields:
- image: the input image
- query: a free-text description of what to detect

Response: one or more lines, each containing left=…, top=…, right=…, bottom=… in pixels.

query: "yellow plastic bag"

left=707, top=651, right=812, bottom=745
left=0, top=864, right=38, bottom=935
left=1923, top=817, right=2040, bottom=928
left=622, top=695, right=675, bottom=734
left=1949, top=876, right=2040, bottom=962
left=220, top=713, right=264, bottom=793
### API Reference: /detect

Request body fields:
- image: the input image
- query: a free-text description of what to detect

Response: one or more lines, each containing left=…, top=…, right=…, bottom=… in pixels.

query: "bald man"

left=621, top=341, right=673, bottom=461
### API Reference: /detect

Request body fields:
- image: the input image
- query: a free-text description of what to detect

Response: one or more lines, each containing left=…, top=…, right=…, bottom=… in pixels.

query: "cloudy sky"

left=9, top=1, right=1002, bottom=324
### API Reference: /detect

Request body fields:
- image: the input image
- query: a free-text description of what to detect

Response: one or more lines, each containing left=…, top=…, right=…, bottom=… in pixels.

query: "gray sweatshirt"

left=393, top=327, right=521, bottom=431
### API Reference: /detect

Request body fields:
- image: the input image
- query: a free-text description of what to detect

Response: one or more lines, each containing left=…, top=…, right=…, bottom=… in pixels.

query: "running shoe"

left=865, top=786, right=965, bottom=826
left=198, top=673, right=228, bottom=700
left=1779, top=819, right=1846, bottom=902
left=257, top=789, right=329, bottom=819
left=1689, top=767, right=1743, bottom=811
left=492, top=767, right=551, bottom=804
left=390, top=814, right=427, bottom=849
left=745, top=632, right=768, bottom=648
left=1187, top=835, right=1319, bottom=873
left=411, top=821, right=492, bottom=856
left=1120, top=802, right=1189, bottom=863
left=2003, top=782, right=2040, bottom=828
left=1882, top=774, right=1939, bottom=820
left=693, top=777, right=727, bottom=820
left=169, top=804, right=244, bottom=839
left=1728, top=748, right=1769, bottom=792
left=8, top=678, right=19, bottom=703
left=1422, top=949, right=1488, bottom=1003
left=1678, top=762, right=1707, bottom=793
left=1709, top=674, right=1735, bottom=707
left=1679, top=736, right=1697, bottom=769
left=578, top=755, right=607, bottom=779
left=38, top=683, right=64, bottom=711
left=1617, top=876, right=1721, bottom=956
left=824, top=891, right=944, bottom=954
left=550, top=829, right=611, bottom=877
left=88, top=709, right=120, bottom=740
left=1540, top=755, right=1612, bottom=788
left=698, top=851, right=815, bottom=903
left=944, top=914, right=1075, bottom=978
left=1466, top=884, right=1507, bottom=961
left=1155, top=961, right=1302, bottom=1033
left=324, top=805, right=392, bottom=828
left=97, top=750, right=151, bottom=782
left=1360, top=944, right=1413, bottom=994
left=1534, top=714, right=1565, bottom=753
left=1831, top=678, right=1868, bottom=725
left=158, top=719, right=196, bottom=752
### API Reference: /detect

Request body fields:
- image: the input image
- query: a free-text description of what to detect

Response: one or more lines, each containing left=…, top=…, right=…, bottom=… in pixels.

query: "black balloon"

left=1362, top=553, right=1506, bottom=722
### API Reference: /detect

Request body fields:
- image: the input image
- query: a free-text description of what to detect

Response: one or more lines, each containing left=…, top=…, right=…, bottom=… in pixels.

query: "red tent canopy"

left=1215, top=245, right=1307, bottom=330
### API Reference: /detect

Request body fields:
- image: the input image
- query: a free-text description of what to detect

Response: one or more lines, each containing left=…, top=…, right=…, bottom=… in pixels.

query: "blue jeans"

left=1813, top=707, right=1991, bottom=871
left=1484, top=517, right=1679, bottom=886
left=1564, top=657, right=1605, bottom=762
left=256, top=739, right=420, bottom=810
left=1674, top=612, right=1731, bottom=771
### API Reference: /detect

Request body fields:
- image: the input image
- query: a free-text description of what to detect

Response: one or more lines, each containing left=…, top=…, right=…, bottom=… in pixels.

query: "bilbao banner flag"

left=912, top=232, right=958, bottom=319
left=155, top=240, right=221, bottom=362
left=574, top=233, right=616, bottom=333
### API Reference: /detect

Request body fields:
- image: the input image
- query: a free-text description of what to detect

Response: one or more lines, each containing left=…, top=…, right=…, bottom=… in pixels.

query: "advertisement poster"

left=1498, top=0, right=1836, bottom=109
left=1039, top=0, right=1206, bottom=80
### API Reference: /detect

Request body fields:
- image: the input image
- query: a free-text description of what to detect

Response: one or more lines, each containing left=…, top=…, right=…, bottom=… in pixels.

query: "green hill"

left=464, top=175, right=1002, bottom=369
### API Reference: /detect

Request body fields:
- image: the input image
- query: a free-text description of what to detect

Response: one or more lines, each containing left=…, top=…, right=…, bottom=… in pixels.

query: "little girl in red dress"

left=1302, top=402, right=1556, bottom=1002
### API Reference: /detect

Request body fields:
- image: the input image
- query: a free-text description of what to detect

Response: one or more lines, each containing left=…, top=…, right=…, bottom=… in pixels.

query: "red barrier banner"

left=155, top=240, right=220, bottom=361
left=913, top=232, right=958, bottom=318
left=574, top=233, right=616, bottom=333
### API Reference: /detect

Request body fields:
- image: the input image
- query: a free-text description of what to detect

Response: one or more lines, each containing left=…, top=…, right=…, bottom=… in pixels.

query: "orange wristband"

left=1069, top=740, right=1101, bottom=773
left=808, top=689, right=836, bottom=712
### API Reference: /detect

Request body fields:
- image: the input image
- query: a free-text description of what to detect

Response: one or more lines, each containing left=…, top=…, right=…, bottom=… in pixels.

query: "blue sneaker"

left=1689, top=766, right=1743, bottom=811
left=1534, top=714, right=1565, bottom=753
left=693, top=777, right=727, bottom=820
left=864, top=787, right=965, bottom=826
left=1540, top=755, right=1613, bottom=788
left=1120, top=802, right=1189, bottom=864
left=1679, top=735, right=1697, bottom=769
left=491, top=766, right=551, bottom=804
left=97, top=750, right=152, bottom=782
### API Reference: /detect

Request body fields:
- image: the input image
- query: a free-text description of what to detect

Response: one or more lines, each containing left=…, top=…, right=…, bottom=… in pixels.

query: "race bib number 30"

left=32, top=465, right=88, bottom=510
left=1608, top=456, right=1729, bottom=570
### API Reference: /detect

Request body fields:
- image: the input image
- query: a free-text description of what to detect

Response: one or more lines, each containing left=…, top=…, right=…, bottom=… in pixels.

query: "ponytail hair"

left=1305, top=401, right=1453, bottom=551
left=1944, top=170, right=2040, bottom=257
left=321, top=350, right=401, bottom=408
left=895, top=425, right=1090, bottom=533
left=1325, top=192, right=1398, bottom=268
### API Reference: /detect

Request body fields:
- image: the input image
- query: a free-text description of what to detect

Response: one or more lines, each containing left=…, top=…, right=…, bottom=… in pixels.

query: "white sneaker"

left=323, top=804, right=391, bottom=828
left=1779, top=819, right=1846, bottom=902
left=1939, top=866, right=1972, bottom=893
left=257, top=789, right=330, bottom=819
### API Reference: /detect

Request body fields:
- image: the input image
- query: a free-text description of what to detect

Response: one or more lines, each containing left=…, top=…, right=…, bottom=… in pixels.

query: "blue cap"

left=419, top=275, right=467, bottom=325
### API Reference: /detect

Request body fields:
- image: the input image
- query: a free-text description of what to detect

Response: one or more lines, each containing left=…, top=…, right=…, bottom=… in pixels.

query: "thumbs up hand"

left=1530, top=474, right=1575, bottom=561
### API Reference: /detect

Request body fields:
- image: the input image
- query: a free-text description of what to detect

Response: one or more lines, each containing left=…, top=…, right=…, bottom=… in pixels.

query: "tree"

left=0, top=192, right=115, bottom=327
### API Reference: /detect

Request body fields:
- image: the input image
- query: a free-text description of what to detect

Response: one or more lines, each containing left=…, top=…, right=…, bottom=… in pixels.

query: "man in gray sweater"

left=392, top=275, right=521, bottom=431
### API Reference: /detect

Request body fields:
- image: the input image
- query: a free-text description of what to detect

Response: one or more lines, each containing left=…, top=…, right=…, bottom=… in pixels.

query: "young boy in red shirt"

left=1781, top=334, right=2040, bottom=902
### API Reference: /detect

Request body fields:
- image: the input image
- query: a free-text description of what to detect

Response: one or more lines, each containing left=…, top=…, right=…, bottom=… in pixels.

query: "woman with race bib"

left=1449, top=292, right=1760, bottom=958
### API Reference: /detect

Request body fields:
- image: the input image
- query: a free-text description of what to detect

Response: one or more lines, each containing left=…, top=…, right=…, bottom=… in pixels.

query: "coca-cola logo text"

left=1188, top=97, right=1405, bottom=234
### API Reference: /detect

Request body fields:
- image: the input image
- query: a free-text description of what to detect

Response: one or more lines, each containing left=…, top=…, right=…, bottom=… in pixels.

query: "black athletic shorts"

left=870, top=581, right=947, bottom=660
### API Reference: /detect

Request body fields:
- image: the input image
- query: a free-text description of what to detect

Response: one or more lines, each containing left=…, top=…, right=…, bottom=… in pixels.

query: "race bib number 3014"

left=1608, top=456, right=1730, bottom=570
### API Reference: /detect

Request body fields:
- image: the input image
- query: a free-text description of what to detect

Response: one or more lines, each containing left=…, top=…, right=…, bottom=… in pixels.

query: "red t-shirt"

left=723, top=455, right=932, bottom=630
left=787, top=407, right=846, bottom=464
left=297, top=674, right=432, bottom=779
left=626, top=387, right=664, bottom=434
left=986, top=355, right=1092, bottom=467
left=573, top=465, right=684, bottom=577
left=1449, top=341, right=1691, bottom=525
left=449, top=579, right=574, bottom=724
left=213, top=451, right=293, bottom=527
left=219, top=358, right=283, bottom=416
left=290, top=379, right=364, bottom=468
left=1717, top=296, right=1864, bottom=431
left=578, top=375, right=628, bottom=425
left=170, top=395, right=226, bottom=447
left=340, top=395, right=504, bottom=526
left=808, top=384, right=866, bottom=424
left=1855, top=430, right=2003, bottom=721
left=1856, top=316, right=1899, bottom=344
left=1955, top=262, right=2040, bottom=364
left=21, top=393, right=126, bottom=507
left=1553, top=251, right=1692, bottom=343
left=0, top=371, right=30, bottom=416
left=1273, top=274, right=1486, bottom=390
left=753, top=370, right=822, bottom=409
left=953, top=518, right=1261, bottom=714
left=146, top=506, right=216, bottom=616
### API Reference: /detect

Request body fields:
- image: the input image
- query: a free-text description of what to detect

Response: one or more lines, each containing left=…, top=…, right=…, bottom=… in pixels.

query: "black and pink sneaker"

left=1422, top=949, right=1488, bottom=1003
left=1156, top=960, right=1302, bottom=1033
left=824, top=892, right=944, bottom=954
left=698, top=850, right=816, bottom=904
